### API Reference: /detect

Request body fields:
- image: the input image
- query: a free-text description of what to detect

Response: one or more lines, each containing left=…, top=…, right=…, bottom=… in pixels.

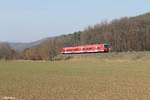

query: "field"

left=1, top=53, right=150, bottom=100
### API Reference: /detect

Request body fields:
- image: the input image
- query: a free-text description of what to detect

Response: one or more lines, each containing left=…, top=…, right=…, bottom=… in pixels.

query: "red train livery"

left=61, top=43, right=111, bottom=54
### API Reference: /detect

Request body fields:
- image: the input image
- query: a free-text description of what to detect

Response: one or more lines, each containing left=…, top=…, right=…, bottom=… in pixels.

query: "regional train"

left=61, top=43, right=111, bottom=54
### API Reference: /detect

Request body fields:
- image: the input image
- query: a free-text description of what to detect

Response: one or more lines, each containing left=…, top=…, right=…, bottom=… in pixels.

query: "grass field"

left=0, top=55, right=150, bottom=100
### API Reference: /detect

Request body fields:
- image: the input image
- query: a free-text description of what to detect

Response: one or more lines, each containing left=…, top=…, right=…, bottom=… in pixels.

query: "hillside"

left=132, top=12, right=150, bottom=21
left=20, top=12, right=150, bottom=60
left=9, top=38, right=48, bottom=51
left=9, top=12, right=150, bottom=51
left=0, top=12, right=150, bottom=60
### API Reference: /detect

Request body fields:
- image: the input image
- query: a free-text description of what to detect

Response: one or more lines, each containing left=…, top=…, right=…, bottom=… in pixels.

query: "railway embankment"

left=54, top=51, right=150, bottom=61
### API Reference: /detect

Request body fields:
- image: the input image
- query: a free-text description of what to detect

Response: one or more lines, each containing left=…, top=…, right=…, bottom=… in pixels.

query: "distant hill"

left=9, top=38, right=49, bottom=51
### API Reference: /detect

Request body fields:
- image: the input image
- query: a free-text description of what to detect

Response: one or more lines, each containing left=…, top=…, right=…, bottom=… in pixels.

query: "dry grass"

left=0, top=52, right=150, bottom=100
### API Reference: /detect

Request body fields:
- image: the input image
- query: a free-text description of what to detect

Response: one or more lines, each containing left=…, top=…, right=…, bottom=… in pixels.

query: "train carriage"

left=61, top=43, right=111, bottom=54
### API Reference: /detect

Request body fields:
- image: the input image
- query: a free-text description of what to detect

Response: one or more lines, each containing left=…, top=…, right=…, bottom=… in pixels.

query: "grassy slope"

left=0, top=59, right=150, bottom=100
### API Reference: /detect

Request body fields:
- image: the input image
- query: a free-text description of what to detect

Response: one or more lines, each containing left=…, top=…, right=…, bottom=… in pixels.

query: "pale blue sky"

left=0, top=0, right=150, bottom=42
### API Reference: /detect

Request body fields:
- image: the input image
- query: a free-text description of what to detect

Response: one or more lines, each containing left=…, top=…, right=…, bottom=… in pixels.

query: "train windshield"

left=104, top=44, right=110, bottom=48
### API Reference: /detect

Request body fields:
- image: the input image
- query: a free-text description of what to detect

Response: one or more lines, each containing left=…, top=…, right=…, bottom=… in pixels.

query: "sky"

left=0, top=0, right=150, bottom=42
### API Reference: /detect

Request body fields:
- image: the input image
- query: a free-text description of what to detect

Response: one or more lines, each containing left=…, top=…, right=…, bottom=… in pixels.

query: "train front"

left=104, top=44, right=111, bottom=52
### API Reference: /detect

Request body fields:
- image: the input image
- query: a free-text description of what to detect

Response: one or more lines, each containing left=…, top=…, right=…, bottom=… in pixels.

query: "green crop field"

left=0, top=58, right=150, bottom=100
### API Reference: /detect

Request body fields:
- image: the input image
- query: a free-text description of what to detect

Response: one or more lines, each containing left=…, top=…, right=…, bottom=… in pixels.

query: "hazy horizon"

left=0, top=0, right=150, bottom=42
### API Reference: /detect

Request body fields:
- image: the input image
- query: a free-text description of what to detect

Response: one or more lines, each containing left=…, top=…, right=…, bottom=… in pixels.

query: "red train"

left=61, top=43, right=111, bottom=54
